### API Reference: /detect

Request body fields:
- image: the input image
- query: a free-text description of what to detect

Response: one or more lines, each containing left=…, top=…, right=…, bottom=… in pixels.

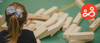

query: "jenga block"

left=42, top=6, right=58, bottom=15
left=36, top=39, right=41, bottom=43
left=31, top=23, right=41, bottom=31
left=89, top=17, right=100, bottom=32
left=50, top=13, right=69, bottom=37
left=24, top=20, right=31, bottom=27
left=31, top=20, right=44, bottom=24
left=63, top=24, right=77, bottom=39
left=1, top=23, right=7, bottom=31
left=34, top=25, right=48, bottom=38
left=62, top=17, right=73, bottom=31
left=95, top=3, right=100, bottom=11
left=69, top=40, right=85, bottom=43
left=37, top=13, right=58, bottom=29
left=68, top=32, right=94, bottom=40
left=71, top=26, right=81, bottom=33
left=27, top=14, right=50, bottom=20
left=89, top=18, right=95, bottom=24
left=35, top=8, right=45, bottom=15
left=37, top=13, right=68, bottom=39
left=58, top=12, right=64, bottom=20
left=0, top=15, right=4, bottom=31
left=73, top=12, right=83, bottom=25
left=66, top=26, right=81, bottom=41
left=75, top=0, right=85, bottom=8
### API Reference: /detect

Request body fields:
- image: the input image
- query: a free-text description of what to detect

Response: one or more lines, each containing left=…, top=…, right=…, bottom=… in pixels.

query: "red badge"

left=81, top=3, right=97, bottom=20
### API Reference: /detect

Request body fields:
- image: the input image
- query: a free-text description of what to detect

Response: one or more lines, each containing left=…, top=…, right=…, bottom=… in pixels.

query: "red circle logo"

left=81, top=3, right=97, bottom=20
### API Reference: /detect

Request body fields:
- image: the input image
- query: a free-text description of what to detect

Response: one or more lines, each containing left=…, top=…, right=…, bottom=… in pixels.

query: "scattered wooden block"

left=37, top=13, right=68, bottom=39
left=63, top=24, right=77, bottom=39
left=27, top=14, right=50, bottom=20
left=73, top=12, right=83, bottom=25
left=50, top=13, right=69, bottom=37
left=62, top=17, right=73, bottom=31
left=42, top=6, right=58, bottom=15
left=1, top=23, right=7, bottom=31
left=31, top=20, right=44, bottom=24
left=89, top=18, right=95, bottom=24
left=36, top=39, right=41, bottom=43
left=66, top=26, right=81, bottom=41
left=71, top=26, right=81, bottom=33
left=75, top=0, right=85, bottom=8
left=69, top=40, right=85, bottom=43
left=34, top=25, right=48, bottom=38
left=68, top=32, right=94, bottom=40
left=58, top=12, right=64, bottom=20
left=0, top=15, right=4, bottom=31
left=89, top=17, right=100, bottom=32
left=35, top=8, right=45, bottom=15
left=95, top=3, right=100, bottom=11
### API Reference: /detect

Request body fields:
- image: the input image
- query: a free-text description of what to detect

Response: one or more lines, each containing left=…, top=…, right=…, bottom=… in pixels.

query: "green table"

left=0, top=0, right=100, bottom=43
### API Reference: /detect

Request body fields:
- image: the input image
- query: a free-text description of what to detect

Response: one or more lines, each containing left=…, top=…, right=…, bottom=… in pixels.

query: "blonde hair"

left=5, top=3, right=27, bottom=43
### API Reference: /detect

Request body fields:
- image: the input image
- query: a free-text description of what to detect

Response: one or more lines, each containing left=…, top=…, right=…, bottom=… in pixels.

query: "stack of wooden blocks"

left=0, top=0, right=100, bottom=42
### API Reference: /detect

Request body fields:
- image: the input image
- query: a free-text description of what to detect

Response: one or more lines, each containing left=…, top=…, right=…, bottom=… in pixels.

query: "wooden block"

left=68, top=32, right=94, bottom=40
left=31, top=20, right=44, bottom=24
left=66, top=26, right=81, bottom=41
left=42, top=6, right=58, bottom=15
left=36, top=39, right=41, bottom=43
left=89, top=17, right=100, bottom=32
left=0, top=15, right=4, bottom=31
left=1, top=23, right=7, bottom=31
left=63, top=24, right=77, bottom=39
left=37, top=13, right=68, bottom=39
left=31, top=23, right=41, bottom=31
left=24, top=20, right=31, bottom=27
left=62, top=17, right=73, bottom=31
left=89, top=18, right=95, bottom=24
left=34, top=25, right=48, bottom=38
left=69, top=40, right=85, bottom=43
left=73, top=12, right=83, bottom=25
left=35, top=8, right=45, bottom=15
left=50, top=13, right=69, bottom=37
left=58, top=12, right=64, bottom=20
left=95, top=3, right=100, bottom=11
left=71, top=26, right=81, bottom=33
left=75, top=0, right=85, bottom=8
left=27, top=14, right=50, bottom=20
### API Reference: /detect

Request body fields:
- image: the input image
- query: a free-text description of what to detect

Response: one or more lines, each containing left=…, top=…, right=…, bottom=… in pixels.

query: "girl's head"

left=5, top=3, right=27, bottom=43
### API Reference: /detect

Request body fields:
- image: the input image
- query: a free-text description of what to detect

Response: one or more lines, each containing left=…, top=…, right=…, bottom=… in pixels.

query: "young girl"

left=0, top=3, right=37, bottom=43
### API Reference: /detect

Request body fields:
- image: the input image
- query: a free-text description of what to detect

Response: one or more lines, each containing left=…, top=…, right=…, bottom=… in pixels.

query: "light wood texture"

left=27, top=14, right=50, bottom=20
left=50, top=13, right=69, bottom=37
left=37, top=13, right=68, bottom=39
left=36, top=39, right=41, bottom=43
left=34, top=25, right=48, bottom=38
left=69, top=40, right=85, bottom=43
left=31, top=20, right=44, bottom=24
left=63, top=24, right=77, bottom=39
left=58, top=12, right=64, bottom=20
left=35, top=8, right=45, bottom=15
left=89, top=18, right=95, bottom=24
left=66, top=26, right=81, bottom=41
left=95, top=3, right=100, bottom=11
left=71, top=26, right=81, bottom=33
left=62, top=17, right=73, bottom=31
left=68, top=32, right=94, bottom=40
left=75, top=0, right=85, bottom=8
left=73, top=12, right=83, bottom=25
left=89, top=17, right=100, bottom=32
left=0, top=15, right=4, bottom=32
left=42, top=6, right=58, bottom=15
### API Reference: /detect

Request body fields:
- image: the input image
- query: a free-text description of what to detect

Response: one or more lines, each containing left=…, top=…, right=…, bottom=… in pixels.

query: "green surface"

left=0, top=0, right=100, bottom=43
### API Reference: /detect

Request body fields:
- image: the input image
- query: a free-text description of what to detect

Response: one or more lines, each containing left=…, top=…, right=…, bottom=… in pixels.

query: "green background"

left=0, top=0, right=100, bottom=43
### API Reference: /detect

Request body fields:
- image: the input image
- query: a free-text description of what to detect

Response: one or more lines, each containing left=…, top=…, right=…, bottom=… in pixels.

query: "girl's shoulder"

left=0, top=30, right=8, bottom=37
